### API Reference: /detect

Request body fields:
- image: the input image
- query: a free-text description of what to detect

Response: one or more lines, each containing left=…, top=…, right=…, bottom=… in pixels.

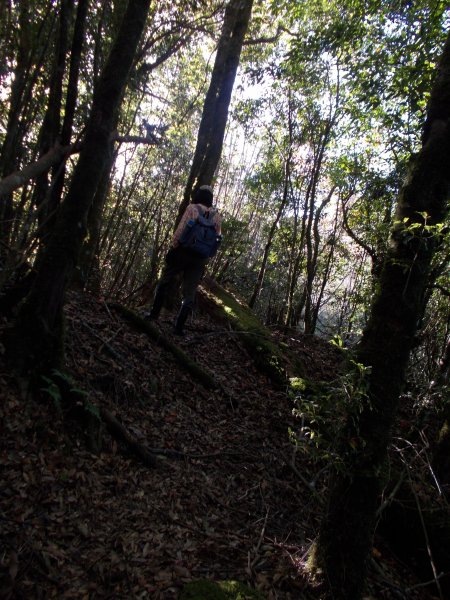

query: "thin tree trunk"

left=284, top=185, right=308, bottom=327
left=304, top=186, right=335, bottom=333
left=0, top=0, right=35, bottom=247
left=99, top=147, right=153, bottom=267
left=73, top=143, right=116, bottom=292
left=49, top=0, right=89, bottom=217
left=309, top=202, right=339, bottom=333
left=303, top=124, right=333, bottom=334
left=248, top=155, right=291, bottom=309
left=7, top=0, right=151, bottom=378
left=312, top=33, right=450, bottom=600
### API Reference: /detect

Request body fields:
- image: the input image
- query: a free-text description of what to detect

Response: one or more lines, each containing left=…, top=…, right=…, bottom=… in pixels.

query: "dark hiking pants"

left=155, top=246, right=208, bottom=310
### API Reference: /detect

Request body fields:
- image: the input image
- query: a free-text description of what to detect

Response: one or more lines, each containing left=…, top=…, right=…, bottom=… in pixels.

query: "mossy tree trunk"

left=176, top=0, right=253, bottom=226
left=312, top=33, right=450, bottom=600
left=6, top=0, right=151, bottom=379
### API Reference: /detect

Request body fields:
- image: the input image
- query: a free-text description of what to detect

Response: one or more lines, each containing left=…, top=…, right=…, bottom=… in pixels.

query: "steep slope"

left=0, top=289, right=439, bottom=599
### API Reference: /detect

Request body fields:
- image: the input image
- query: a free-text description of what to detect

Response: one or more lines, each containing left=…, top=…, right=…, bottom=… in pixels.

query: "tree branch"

left=341, top=196, right=377, bottom=261
left=0, top=133, right=161, bottom=196
left=429, top=283, right=450, bottom=297
left=114, top=134, right=162, bottom=145
left=100, top=406, right=160, bottom=468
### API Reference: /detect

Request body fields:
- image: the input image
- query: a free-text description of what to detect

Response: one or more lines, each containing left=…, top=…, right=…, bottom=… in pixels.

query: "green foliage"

left=289, top=376, right=307, bottom=392
left=329, top=334, right=345, bottom=349
left=395, top=211, right=448, bottom=245
left=218, top=216, right=252, bottom=260
left=40, top=369, right=95, bottom=417
left=289, top=358, right=372, bottom=464
left=84, top=400, right=100, bottom=420
left=180, top=579, right=263, bottom=600
left=41, top=374, right=63, bottom=413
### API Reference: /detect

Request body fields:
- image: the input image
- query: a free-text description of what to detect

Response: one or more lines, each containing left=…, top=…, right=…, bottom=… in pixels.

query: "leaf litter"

left=0, top=292, right=439, bottom=599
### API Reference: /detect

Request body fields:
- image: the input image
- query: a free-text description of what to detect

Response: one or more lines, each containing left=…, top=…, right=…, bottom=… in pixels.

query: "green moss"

left=202, top=280, right=287, bottom=386
left=179, top=579, right=263, bottom=600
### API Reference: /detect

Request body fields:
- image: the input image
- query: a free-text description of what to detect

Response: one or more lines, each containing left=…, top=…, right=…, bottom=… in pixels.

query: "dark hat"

left=199, top=185, right=213, bottom=194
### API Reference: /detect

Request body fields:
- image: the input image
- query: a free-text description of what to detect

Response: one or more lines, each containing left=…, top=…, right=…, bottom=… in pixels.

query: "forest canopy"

left=1, top=1, right=448, bottom=341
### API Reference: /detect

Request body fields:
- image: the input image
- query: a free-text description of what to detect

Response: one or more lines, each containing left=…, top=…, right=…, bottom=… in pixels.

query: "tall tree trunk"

left=48, top=0, right=90, bottom=218
left=249, top=93, right=293, bottom=310
left=176, top=0, right=253, bottom=226
left=6, top=0, right=151, bottom=379
left=0, top=3, right=56, bottom=290
left=311, top=33, right=450, bottom=600
left=32, top=0, right=72, bottom=244
left=73, top=143, right=116, bottom=293
left=79, top=32, right=187, bottom=294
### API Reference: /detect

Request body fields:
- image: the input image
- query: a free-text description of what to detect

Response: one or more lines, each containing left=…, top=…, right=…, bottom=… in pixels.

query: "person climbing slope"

left=145, top=185, right=222, bottom=335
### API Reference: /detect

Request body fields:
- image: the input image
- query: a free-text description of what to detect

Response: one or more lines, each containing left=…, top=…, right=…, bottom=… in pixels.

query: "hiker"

left=145, top=185, right=222, bottom=335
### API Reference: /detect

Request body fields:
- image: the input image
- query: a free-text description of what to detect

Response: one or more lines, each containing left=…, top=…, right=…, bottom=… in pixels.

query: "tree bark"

left=0, top=135, right=159, bottom=199
left=312, top=33, right=450, bottom=600
left=176, top=0, right=253, bottom=226
left=0, top=0, right=37, bottom=247
left=6, top=0, right=151, bottom=378
left=31, top=0, right=72, bottom=243
left=309, top=201, right=339, bottom=333
left=48, top=0, right=90, bottom=217
left=0, top=143, right=76, bottom=198
left=72, top=143, right=116, bottom=293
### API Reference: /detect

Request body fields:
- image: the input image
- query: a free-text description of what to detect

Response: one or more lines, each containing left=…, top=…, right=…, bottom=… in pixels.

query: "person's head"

left=193, top=184, right=213, bottom=207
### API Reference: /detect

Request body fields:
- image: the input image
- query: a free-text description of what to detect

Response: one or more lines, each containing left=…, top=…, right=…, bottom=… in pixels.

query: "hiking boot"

left=173, top=304, right=191, bottom=336
left=145, top=287, right=165, bottom=321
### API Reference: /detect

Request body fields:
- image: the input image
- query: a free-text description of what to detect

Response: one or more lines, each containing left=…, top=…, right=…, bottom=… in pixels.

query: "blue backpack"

left=179, top=206, right=221, bottom=258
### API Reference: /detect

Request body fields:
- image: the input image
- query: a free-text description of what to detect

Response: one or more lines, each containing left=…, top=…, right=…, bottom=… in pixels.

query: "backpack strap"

left=196, top=204, right=216, bottom=221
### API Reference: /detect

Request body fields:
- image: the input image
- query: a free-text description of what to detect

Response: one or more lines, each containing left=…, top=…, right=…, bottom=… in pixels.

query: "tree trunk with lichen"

left=6, top=0, right=151, bottom=381
left=311, top=33, right=450, bottom=600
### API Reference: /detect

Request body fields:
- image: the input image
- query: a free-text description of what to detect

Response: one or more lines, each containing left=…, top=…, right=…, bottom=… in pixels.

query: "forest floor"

left=0, top=289, right=444, bottom=599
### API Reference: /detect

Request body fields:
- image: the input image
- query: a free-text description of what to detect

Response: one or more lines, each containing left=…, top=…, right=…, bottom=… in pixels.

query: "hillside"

left=0, top=284, right=442, bottom=599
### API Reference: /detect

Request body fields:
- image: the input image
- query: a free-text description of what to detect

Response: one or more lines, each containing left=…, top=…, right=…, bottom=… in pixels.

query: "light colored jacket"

left=172, top=203, right=222, bottom=248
